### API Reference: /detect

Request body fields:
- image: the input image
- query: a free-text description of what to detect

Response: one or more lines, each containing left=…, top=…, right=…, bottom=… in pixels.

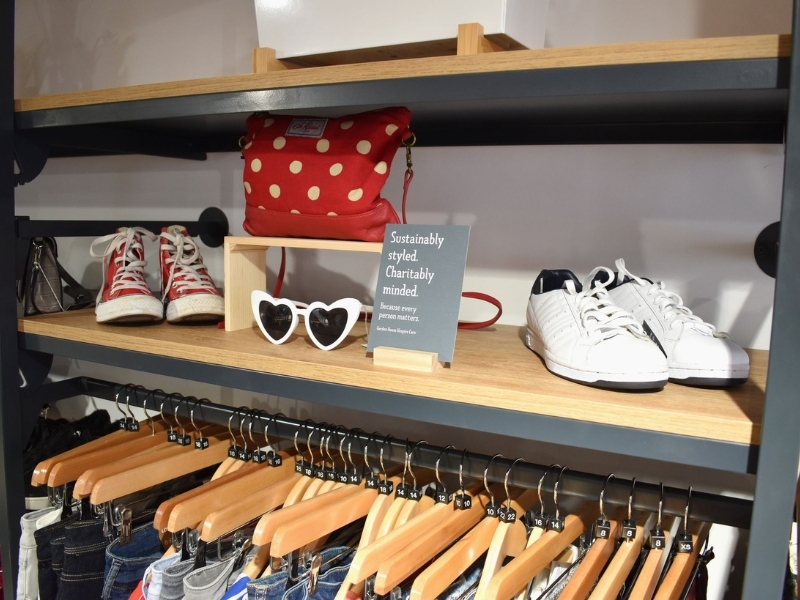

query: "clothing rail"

left=44, top=376, right=752, bottom=529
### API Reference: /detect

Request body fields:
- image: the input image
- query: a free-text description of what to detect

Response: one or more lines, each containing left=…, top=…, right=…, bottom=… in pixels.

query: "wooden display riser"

left=15, top=34, right=791, bottom=113
left=18, top=310, right=767, bottom=446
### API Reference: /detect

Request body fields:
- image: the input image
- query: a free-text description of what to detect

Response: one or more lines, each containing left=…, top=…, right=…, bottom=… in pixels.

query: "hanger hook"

left=599, top=473, right=615, bottom=520
left=362, top=432, right=376, bottom=473
left=247, top=409, right=261, bottom=447
left=379, top=434, right=393, bottom=479
left=239, top=408, right=253, bottom=452
left=684, top=486, right=692, bottom=532
left=161, top=392, right=180, bottom=434
left=537, top=464, right=561, bottom=515
left=435, top=445, right=455, bottom=488
left=483, top=453, right=504, bottom=506
left=459, top=448, right=469, bottom=493
left=142, top=388, right=163, bottom=435
left=268, top=413, right=285, bottom=453
left=627, top=477, right=637, bottom=521
left=306, top=423, right=317, bottom=465
left=553, top=466, right=569, bottom=521
left=115, top=384, right=129, bottom=421
left=408, top=440, right=427, bottom=488
left=186, top=397, right=201, bottom=436
left=504, top=458, right=525, bottom=509
left=349, top=429, right=364, bottom=475
left=173, top=395, right=187, bottom=435
left=657, top=482, right=664, bottom=530
left=228, top=410, right=239, bottom=447
left=125, top=385, right=141, bottom=423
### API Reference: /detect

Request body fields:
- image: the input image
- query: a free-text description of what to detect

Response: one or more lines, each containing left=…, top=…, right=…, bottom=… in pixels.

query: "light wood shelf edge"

left=15, top=35, right=791, bottom=113
left=17, top=311, right=766, bottom=446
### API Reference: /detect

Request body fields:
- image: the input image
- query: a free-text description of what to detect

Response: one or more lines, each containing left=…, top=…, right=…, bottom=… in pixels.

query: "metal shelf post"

left=1, top=0, right=24, bottom=596
left=741, top=1, right=800, bottom=597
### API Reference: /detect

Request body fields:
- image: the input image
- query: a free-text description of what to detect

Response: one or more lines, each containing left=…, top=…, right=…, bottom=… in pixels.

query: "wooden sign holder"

left=223, top=237, right=446, bottom=373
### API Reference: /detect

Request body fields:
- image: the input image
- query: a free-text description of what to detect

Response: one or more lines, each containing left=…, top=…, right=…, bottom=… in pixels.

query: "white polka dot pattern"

left=329, top=163, right=343, bottom=176
left=374, top=161, right=387, bottom=175
left=251, top=159, right=262, bottom=172
left=341, top=121, right=354, bottom=130
left=348, top=188, right=363, bottom=201
left=327, top=212, right=338, bottom=216
left=269, top=184, right=281, bottom=198
left=316, top=139, right=330, bottom=153
left=289, top=161, right=302, bottom=174
left=385, top=124, right=398, bottom=135
left=258, top=205, right=265, bottom=210
left=291, top=209, right=300, bottom=214
left=263, top=118, right=275, bottom=127
left=356, top=140, right=371, bottom=155
left=244, top=141, right=252, bottom=150
left=244, top=181, right=252, bottom=194
left=308, top=186, right=320, bottom=201
left=273, top=137, right=286, bottom=150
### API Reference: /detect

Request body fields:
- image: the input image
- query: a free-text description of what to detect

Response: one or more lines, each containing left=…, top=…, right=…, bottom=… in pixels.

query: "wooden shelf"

left=18, top=310, right=766, bottom=449
left=14, top=35, right=790, bottom=113
left=12, top=35, right=792, bottom=150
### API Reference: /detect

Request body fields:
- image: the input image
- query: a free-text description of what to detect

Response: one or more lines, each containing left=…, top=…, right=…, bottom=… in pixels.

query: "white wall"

left=14, top=2, right=793, bottom=597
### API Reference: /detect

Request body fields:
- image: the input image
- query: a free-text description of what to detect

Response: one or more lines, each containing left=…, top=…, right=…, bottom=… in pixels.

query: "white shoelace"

left=564, top=267, right=649, bottom=343
left=160, top=229, right=217, bottom=300
left=614, top=258, right=720, bottom=336
left=90, top=227, right=158, bottom=297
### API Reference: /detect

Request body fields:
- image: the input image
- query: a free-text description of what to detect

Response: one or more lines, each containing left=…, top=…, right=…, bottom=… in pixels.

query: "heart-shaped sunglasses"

left=251, top=290, right=364, bottom=351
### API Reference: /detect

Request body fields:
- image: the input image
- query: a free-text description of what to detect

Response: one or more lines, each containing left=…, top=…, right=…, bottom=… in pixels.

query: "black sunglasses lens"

left=259, top=301, right=294, bottom=341
left=308, top=308, right=350, bottom=348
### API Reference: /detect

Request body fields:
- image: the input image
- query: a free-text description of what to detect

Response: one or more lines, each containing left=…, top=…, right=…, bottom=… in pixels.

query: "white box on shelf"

left=254, top=0, right=550, bottom=59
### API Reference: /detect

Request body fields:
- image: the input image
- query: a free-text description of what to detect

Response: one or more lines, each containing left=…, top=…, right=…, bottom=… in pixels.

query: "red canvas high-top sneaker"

left=90, top=227, right=163, bottom=323
left=160, top=225, right=224, bottom=323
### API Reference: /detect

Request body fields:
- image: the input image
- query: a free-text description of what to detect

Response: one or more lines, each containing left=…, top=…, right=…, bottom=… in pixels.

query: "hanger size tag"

left=229, top=445, right=241, bottom=459
left=303, top=463, right=316, bottom=477
left=324, top=467, right=336, bottom=480
left=378, top=479, right=394, bottom=495
left=395, top=483, right=410, bottom=498
left=315, top=467, right=327, bottom=480
left=499, top=506, right=518, bottom=523
left=194, top=436, right=209, bottom=450
left=532, top=511, right=549, bottom=529
left=337, top=471, right=350, bottom=484
left=484, top=501, right=500, bottom=518
left=435, top=489, right=452, bottom=504
left=127, top=419, right=139, bottom=432
left=594, top=518, right=611, bottom=540
left=366, top=473, right=379, bottom=489
left=252, top=450, right=268, bottom=464
left=177, top=433, right=192, bottom=446
left=167, top=430, right=178, bottom=443
left=677, top=531, right=693, bottom=553
left=622, top=519, right=637, bottom=540
left=454, top=492, right=472, bottom=510
left=650, top=526, right=666, bottom=549
left=407, top=486, right=423, bottom=501
left=269, top=451, right=283, bottom=467
left=295, top=460, right=306, bottom=474
left=118, top=418, right=129, bottom=431
left=548, top=516, right=565, bottom=532
left=349, top=471, right=363, bottom=485
left=237, top=447, right=253, bottom=461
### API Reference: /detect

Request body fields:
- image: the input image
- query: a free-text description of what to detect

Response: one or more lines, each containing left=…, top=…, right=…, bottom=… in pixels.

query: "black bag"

left=17, top=237, right=95, bottom=315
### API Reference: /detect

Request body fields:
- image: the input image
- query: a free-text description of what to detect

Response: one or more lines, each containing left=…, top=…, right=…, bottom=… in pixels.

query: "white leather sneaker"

left=525, top=268, right=669, bottom=389
left=603, top=259, right=750, bottom=386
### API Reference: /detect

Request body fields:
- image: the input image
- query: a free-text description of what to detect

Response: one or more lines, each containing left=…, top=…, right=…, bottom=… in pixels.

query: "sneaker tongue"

left=563, top=280, right=577, bottom=294
left=166, top=225, right=187, bottom=236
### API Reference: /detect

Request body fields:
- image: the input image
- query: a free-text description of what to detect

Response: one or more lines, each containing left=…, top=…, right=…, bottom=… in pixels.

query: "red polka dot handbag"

left=241, top=107, right=413, bottom=242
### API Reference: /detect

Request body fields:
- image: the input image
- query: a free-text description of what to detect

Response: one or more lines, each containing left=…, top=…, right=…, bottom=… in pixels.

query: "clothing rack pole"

left=67, top=376, right=753, bottom=530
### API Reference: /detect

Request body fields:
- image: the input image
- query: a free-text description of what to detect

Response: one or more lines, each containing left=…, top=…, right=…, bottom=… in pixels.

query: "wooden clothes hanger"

left=477, top=459, right=546, bottom=600
left=629, top=514, right=681, bottom=600
left=478, top=499, right=600, bottom=600
left=375, top=450, right=508, bottom=596
left=653, top=489, right=711, bottom=600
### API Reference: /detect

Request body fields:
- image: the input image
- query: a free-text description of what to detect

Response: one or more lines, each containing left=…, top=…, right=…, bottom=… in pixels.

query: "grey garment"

left=439, top=560, right=483, bottom=600
left=160, top=559, right=202, bottom=600
left=183, top=556, right=238, bottom=600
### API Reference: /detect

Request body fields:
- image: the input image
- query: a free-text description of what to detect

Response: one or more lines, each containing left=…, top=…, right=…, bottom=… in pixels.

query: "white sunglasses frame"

left=251, top=290, right=362, bottom=351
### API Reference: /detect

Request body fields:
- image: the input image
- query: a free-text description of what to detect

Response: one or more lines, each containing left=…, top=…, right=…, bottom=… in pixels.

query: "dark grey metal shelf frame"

left=4, top=1, right=800, bottom=595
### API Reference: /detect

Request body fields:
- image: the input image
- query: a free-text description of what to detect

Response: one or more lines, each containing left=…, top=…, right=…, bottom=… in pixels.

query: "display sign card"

left=367, top=224, right=470, bottom=363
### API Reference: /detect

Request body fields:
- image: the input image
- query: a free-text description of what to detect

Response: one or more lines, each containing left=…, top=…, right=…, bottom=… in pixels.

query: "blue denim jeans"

left=56, top=518, right=107, bottom=600
left=35, top=514, right=78, bottom=600
left=247, top=546, right=353, bottom=600
left=103, top=524, right=165, bottom=600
